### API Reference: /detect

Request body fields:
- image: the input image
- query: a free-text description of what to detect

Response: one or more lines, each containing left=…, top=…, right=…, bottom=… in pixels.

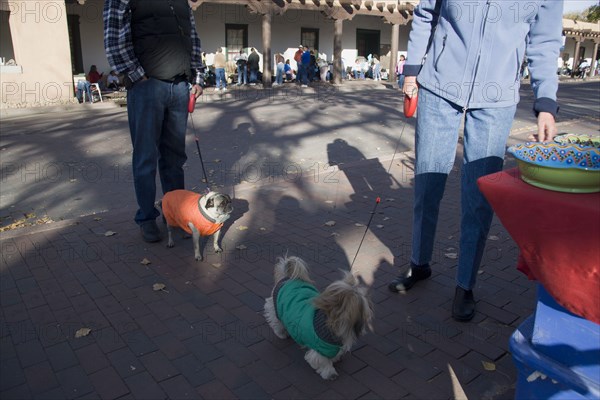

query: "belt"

left=158, top=74, right=188, bottom=84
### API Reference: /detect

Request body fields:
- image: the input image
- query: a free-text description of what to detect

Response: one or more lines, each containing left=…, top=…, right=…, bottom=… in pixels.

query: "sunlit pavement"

left=1, top=79, right=598, bottom=399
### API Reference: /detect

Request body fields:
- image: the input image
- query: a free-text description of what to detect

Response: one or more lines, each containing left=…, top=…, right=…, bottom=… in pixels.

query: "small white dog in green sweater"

left=264, top=256, right=374, bottom=380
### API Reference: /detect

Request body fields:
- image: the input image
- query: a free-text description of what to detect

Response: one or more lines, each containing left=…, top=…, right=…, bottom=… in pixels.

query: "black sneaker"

left=140, top=220, right=161, bottom=243
left=388, top=264, right=432, bottom=293
left=452, top=286, right=475, bottom=322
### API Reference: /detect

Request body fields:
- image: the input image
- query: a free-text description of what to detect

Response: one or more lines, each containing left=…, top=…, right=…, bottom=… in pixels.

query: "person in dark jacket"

left=104, top=0, right=204, bottom=242
left=247, top=48, right=260, bottom=85
left=388, top=0, right=563, bottom=322
left=300, top=46, right=311, bottom=87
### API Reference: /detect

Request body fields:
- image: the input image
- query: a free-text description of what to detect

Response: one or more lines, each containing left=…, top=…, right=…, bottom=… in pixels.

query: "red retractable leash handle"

left=188, top=92, right=196, bottom=114
left=403, top=93, right=418, bottom=118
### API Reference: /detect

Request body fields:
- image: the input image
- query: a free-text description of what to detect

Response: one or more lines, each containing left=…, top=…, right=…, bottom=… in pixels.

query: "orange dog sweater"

left=162, top=190, right=223, bottom=236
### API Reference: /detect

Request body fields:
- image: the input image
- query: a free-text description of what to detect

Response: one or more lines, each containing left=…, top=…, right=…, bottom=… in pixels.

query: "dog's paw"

left=214, top=246, right=223, bottom=254
left=320, top=370, right=338, bottom=380
left=273, top=328, right=289, bottom=339
left=195, top=254, right=203, bottom=261
left=167, top=240, right=174, bottom=248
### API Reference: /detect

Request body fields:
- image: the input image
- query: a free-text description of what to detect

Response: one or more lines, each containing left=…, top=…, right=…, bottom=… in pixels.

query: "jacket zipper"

left=464, top=0, right=491, bottom=112
left=515, top=49, right=521, bottom=82
left=435, top=35, right=448, bottom=71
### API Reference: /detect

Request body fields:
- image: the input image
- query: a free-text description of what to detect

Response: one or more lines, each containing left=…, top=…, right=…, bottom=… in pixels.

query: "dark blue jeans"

left=126, top=78, right=189, bottom=224
left=298, top=64, right=308, bottom=85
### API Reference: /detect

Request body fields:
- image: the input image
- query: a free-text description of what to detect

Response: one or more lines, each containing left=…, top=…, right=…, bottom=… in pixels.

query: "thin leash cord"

left=386, top=117, right=408, bottom=175
left=189, top=115, right=210, bottom=192
left=349, top=102, right=408, bottom=270
left=350, top=197, right=380, bottom=270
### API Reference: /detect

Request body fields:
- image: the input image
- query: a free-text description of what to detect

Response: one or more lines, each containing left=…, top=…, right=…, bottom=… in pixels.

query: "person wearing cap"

left=107, top=69, right=121, bottom=90
left=294, top=45, right=303, bottom=65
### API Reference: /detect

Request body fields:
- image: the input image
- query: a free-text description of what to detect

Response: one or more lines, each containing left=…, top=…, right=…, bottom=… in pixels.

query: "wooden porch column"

left=389, top=23, right=399, bottom=82
left=262, top=11, right=272, bottom=87
left=572, top=37, right=583, bottom=77
left=333, top=18, right=343, bottom=85
left=383, top=13, right=409, bottom=84
left=591, top=39, right=599, bottom=78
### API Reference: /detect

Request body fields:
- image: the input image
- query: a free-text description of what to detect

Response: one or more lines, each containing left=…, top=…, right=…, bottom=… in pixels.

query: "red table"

left=478, top=168, right=600, bottom=324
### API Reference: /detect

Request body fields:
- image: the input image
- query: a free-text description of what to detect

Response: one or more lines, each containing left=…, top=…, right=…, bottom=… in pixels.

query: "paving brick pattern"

left=1, top=80, right=598, bottom=399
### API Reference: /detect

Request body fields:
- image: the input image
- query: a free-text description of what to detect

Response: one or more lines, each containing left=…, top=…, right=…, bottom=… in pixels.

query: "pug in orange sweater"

left=161, top=190, right=233, bottom=261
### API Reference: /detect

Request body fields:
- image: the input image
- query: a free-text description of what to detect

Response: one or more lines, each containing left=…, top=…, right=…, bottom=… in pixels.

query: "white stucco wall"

left=0, top=0, right=74, bottom=107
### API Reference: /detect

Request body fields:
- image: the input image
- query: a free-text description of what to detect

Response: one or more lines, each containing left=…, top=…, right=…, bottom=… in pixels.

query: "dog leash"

left=350, top=197, right=380, bottom=269
left=348, top=94, right=414, bottom=269
left=188, top=86, right=211, bottom=193
left=385, top=93, right=415, bottom=175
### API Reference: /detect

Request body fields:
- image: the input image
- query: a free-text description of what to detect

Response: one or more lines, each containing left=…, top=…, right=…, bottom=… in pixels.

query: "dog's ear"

left=205, top=197, right=215, bottom=208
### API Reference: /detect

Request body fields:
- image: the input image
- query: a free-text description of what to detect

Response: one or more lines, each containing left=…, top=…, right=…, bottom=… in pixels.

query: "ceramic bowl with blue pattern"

left=507, top=142, right=600, bottom=193
left=554, top=134, right=600, bottom=148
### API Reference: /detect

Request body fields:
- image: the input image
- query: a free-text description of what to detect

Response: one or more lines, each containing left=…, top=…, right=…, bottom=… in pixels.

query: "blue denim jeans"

left=398, top=74, right=405, bottom=89
left=411, top=87, right=517, bottom=290
left=249, top=68, right=258, bottom=84
left=215, top=68, right=226, bottom=89
left=298, top=64, right=308, bottom=85
left=237, top=65, right=247, bottom=84
left=76, top=80, right=92, bottom=103
left=275, top=63, right=284, bottom=84
left=126, top=78, right=189, bottom=224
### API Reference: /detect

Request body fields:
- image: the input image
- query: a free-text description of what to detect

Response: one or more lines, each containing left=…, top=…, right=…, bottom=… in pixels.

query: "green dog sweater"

left=275, top=279, right=342, bottom=358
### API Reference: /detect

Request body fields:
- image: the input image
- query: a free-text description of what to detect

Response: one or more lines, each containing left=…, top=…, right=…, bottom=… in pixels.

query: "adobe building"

left=1, top=0, right=599, bottom=109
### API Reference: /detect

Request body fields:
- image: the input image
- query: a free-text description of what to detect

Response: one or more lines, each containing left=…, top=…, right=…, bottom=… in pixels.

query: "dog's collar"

left=314, top=309, right=343, bottom=346
left=198, top=203, right=218, bottom=224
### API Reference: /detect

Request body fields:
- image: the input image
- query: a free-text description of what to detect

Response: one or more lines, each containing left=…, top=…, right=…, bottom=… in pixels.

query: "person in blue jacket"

left=388, top=0, right=563, bottom=321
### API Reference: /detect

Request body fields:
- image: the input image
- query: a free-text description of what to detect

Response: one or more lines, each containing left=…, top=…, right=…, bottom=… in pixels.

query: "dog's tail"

left=274, top=256, right=312, bottom=283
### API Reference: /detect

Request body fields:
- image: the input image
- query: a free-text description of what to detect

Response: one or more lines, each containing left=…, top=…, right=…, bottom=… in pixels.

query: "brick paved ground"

left=1, top=80, right=599, bottom=399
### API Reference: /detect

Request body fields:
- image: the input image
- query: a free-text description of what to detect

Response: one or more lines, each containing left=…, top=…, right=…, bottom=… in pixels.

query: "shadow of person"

left=326, top=138, right=411, bottom=272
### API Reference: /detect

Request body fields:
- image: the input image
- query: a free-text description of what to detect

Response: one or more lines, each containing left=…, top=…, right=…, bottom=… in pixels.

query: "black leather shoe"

left=388, top=264, right=432, bottom=293
left=140, top=220, right=161, bottom=243
left=452, top=286, right=475, bottom=321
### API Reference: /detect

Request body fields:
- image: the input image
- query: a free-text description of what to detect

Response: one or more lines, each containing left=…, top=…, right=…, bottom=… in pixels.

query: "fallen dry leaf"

left=488, top=235, right=500, bottom=241
left=237, top=226, right=248, bottom=231
left=355, top=223, right=365, bottom=227
left=236, top=244, right=247, bottom=250
left=75, top=327, right=91, bottom=338
left=140, top=258, right=151, bottom=265
left=211, top=263, right=222, bottom=268
left=376, top=225, right=384, bottom=229
left=152, top=283, right=169, bottom=293
left=324, top=221, right=336, bottom=227
left=482, top=361, right=496, bottom=371
left=329, top=232, right=340, bottom=237
left=325, top=200, right=334, bottom=204
left=104, top=230, right=117, bottom=237
left=259, top=227, right=267, bottom=231
left=383, top=217, right=391, bottom=221
left=93, top=217, right=102, bottom=221
left=445, top=253, right=458, bottom=259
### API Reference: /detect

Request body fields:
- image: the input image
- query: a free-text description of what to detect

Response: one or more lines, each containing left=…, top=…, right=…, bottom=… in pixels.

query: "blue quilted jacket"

left=405, top=0, right=563, bottom=115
